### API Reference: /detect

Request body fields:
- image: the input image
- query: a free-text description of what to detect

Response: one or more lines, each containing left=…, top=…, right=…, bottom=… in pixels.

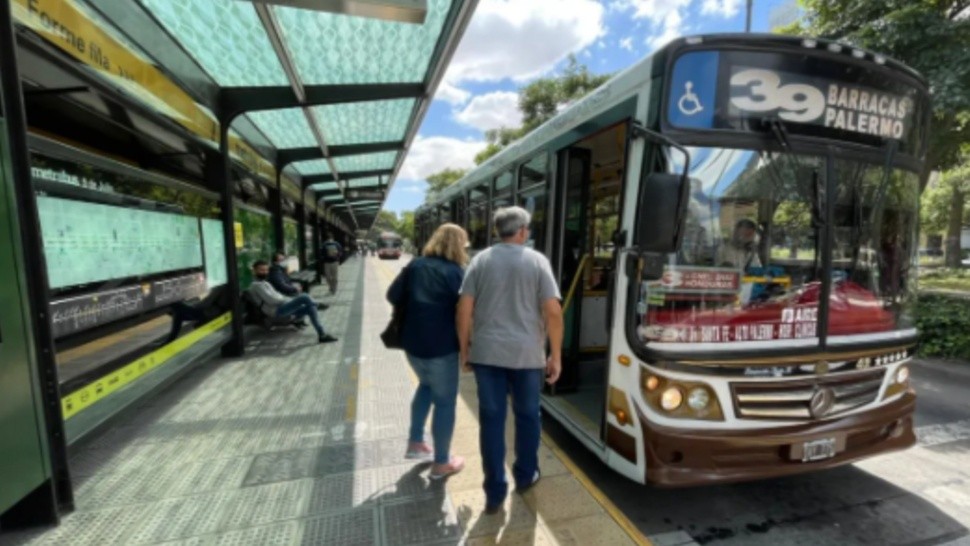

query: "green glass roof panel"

left=245, top=109, right=317, bottom=149
left=347, top=177, right=381, bottom=188
left=294, top=160, right=332, bottom=176
left=140, top=0, right=288, bottom=86
left=334, top=152, right=398, bottom=173
left=322, top=194, right=344, bottom=202
left=274, top=0, right=453, bottom=85
left=308, top=182, right=339, bottom=191
left=312, top=99, right=414, bottom=146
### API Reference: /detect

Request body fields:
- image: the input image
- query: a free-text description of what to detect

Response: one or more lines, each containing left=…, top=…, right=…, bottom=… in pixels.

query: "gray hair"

left=493, top=206, right=531, bottom=239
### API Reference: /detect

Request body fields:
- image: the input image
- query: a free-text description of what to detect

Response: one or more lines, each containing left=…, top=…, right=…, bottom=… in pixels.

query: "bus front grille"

left=730, top=369, right=886, bottom=420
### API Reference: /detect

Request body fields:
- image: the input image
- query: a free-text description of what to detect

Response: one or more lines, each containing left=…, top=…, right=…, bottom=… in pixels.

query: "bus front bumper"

left=639, top=390, right=916, bottom=487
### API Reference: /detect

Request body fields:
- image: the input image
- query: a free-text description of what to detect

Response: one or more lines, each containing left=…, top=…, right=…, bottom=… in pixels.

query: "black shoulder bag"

left=381, top=264, right=410, bottom=349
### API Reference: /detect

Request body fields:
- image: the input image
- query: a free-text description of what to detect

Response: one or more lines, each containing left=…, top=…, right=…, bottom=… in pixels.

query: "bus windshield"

left=634, top=147, right=920, bottom=347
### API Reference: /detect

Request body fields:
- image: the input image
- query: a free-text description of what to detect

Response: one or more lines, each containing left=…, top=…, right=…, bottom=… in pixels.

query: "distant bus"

left=377, top=232, right=403, bottom=260
left=415, top=34, right=929, bottom=486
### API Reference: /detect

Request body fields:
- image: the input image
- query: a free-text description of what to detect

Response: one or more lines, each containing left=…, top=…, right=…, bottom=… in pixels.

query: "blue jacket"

left=387, top=256, right=463, bottom=358
left=268, top=264, right=299, bottom=296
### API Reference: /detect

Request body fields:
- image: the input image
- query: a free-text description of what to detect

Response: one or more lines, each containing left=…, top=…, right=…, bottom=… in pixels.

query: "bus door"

left=548, top=122, right=628, bottom=440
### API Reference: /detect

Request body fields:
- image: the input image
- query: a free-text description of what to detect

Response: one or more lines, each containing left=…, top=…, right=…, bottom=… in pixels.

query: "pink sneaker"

left=430, top=456, right=465, bottom=480
left=405, top=441, right=433, bottom=460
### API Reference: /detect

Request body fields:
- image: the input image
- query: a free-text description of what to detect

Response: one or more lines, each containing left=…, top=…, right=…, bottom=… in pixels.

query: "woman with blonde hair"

left=387, top=223, right=469, bottom=478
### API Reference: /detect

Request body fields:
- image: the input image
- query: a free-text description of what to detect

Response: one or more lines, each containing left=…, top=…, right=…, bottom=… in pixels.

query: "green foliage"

left=915, top=293, right=970, bottom=359
left=921, top=163, right=970, bottom=235
left=424, top=168, right=467, bottom=201
left=397, top=211, right=415, bottom=240
left=791, top=0, right=970, bottom=170
left=474, top=57, right=612, bottom=165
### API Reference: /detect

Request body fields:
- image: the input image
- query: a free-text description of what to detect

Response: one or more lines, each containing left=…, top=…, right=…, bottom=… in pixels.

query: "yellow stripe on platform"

left=60, top=312, right=232, bottom=420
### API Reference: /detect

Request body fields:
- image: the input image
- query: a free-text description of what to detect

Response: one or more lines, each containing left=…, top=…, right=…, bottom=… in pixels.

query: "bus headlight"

left=640, top=368, right=724, bottom=420
left=895, top=365, right=910, bottom=384
left=687, top=387, right=711, bottom=410
left=660, top=387, right=683, bottom=411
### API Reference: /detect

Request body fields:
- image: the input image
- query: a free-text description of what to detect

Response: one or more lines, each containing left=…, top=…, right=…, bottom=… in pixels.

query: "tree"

left=786, top=0, right=970, bottom=171
left=367, top=210, right=399, bottom=240
left=397, top=211, right=415, bottom=241
left=474, top=57, right=612, bottom=165
left=424, top=168, right=467, bottom=202
left=923, top=162, right=970, bottom=266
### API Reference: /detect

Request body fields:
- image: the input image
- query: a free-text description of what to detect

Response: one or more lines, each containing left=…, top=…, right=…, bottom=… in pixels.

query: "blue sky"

left=385, top=0, right=798, bottom=215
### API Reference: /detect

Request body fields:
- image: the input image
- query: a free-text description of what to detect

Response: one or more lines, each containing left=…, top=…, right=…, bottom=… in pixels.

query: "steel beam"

left=277, top=141, right=404, bottom=168
left=220, top=83, right=425, bottom=119
left=302, top=169, right=393, bottom=188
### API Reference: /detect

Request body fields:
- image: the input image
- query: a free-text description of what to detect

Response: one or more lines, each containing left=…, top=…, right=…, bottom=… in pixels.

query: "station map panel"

left=38, top=196, right=203, bottom=289
left=201, top=218, right=227, bottom=289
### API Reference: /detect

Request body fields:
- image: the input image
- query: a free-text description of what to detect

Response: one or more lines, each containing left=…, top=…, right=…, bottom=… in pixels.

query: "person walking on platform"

left=457, top=206, right=563, bottom=513
left=387, top=223, right=469, bottom=479
left=320, top=233, right=343, bottom=295
left=250, top=261, right=338, bottom=344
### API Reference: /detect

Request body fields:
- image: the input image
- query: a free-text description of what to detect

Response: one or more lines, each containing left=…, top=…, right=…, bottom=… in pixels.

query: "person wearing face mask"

left=249, top=260, right=337, bottom=343
left=268, top=251, right=328, bottom=310
left=718, top=218, right=763, bottom=270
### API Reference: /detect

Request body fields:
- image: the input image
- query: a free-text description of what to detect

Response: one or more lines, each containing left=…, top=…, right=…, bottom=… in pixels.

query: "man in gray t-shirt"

left=457, top=206, right=563, bottom=513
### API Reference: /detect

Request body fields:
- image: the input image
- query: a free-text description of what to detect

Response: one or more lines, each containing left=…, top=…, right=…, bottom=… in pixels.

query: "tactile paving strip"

left=381, top=496, right=461, bottom=546
left=299, top=508, right=377, bottom=546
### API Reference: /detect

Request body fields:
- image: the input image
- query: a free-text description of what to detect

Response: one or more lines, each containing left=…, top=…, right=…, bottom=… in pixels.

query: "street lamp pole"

left=746, top=0, right=753, bottom=32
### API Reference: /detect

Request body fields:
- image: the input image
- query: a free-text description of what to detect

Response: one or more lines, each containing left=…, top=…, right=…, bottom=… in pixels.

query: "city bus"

left=377, top=231, right=403, bottom=260
left=414, top=34, right=929, bottom=486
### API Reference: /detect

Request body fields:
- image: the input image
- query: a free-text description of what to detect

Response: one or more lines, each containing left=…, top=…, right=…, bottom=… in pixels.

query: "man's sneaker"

left=404, top=442, right=433, bottom=460
left=484, top=499, right=506, bottom=515
left=516, top=470, right=541, bottom=493
left=318, top=334, right=338, bottom=343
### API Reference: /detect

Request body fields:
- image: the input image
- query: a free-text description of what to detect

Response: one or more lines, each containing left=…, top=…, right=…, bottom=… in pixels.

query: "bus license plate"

left=799, top=438, right=837, bottom=462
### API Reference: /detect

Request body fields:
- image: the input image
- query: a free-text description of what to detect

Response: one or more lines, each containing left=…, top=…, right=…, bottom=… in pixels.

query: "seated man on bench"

left=268, top=251, right=328, bottom=310
left=250, top=260, right=338, bottom=344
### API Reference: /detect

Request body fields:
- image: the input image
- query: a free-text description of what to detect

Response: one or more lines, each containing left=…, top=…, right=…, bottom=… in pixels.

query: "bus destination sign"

left=666, top=50, right=926, bottom=152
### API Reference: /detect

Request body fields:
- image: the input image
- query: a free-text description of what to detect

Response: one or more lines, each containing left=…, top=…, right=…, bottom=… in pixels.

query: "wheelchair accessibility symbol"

left=678, top=81, right=704, bottom=116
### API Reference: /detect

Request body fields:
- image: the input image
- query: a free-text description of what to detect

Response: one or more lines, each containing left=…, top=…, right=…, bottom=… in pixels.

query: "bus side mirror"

left=635, top=172, right=690, bottom=254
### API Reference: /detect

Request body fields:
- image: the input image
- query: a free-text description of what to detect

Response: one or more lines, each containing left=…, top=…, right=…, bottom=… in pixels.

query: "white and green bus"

left=416, top=34, right=930, bottom=486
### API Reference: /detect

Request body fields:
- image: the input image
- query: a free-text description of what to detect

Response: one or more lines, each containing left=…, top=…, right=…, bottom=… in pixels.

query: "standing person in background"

left=387, top=223, right=470, bottom=479
left=320, top=233, right=343, bottom=295
left=457, top=206, right=563, bottom=514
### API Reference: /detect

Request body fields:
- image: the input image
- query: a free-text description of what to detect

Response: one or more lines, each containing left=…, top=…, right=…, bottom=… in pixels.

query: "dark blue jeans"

left=276, top=294, right=325, bottom=337
left=407, top=352, right=460, bottom=464
left=472, top=364, right=543, bottom=506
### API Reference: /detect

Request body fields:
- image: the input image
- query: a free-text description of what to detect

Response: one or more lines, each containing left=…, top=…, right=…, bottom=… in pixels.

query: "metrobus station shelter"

left=0, top=1, right=648, bottom=544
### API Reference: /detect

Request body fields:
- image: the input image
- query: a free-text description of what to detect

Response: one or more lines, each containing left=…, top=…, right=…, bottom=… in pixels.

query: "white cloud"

left=453, top=91, right=523, bottom=132
left=619, top=36, right=634, bottom=51
left=398, top=135, right=485, bottom=181
left=701, top=0, right=742, bottom=17
left=646, top=10, right=684, bottom=50
left=444, top=0, right=605, bottom=85
left=434, top=81, right=471, bottom=105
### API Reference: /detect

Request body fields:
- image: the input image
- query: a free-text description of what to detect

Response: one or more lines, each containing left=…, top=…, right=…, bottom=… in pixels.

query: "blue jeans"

left=407, top=353, right=460, bottom=464
left=472, top=364, right=543, bottom=506
left=276, top=294, right=325, bottom=337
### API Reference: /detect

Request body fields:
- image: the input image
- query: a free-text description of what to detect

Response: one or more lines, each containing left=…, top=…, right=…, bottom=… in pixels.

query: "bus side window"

left=519, top=154, right=549, bottom=253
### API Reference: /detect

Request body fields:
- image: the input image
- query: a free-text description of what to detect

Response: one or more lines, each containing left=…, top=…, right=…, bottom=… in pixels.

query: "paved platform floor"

left=0, top=256, right=644, bottom=546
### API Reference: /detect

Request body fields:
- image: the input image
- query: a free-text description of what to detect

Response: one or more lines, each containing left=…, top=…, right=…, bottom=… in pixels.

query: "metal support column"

left=0, top=0, right=72, bottom=524
left=297, top=196, right=308, bottom=268
left=215, top=126, right=245, bottom=357
left=270, top=174, right=284, bottom=253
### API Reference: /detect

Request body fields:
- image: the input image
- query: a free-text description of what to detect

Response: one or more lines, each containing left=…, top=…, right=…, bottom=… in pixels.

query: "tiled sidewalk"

left=0, top=256, right=646, bottom=545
